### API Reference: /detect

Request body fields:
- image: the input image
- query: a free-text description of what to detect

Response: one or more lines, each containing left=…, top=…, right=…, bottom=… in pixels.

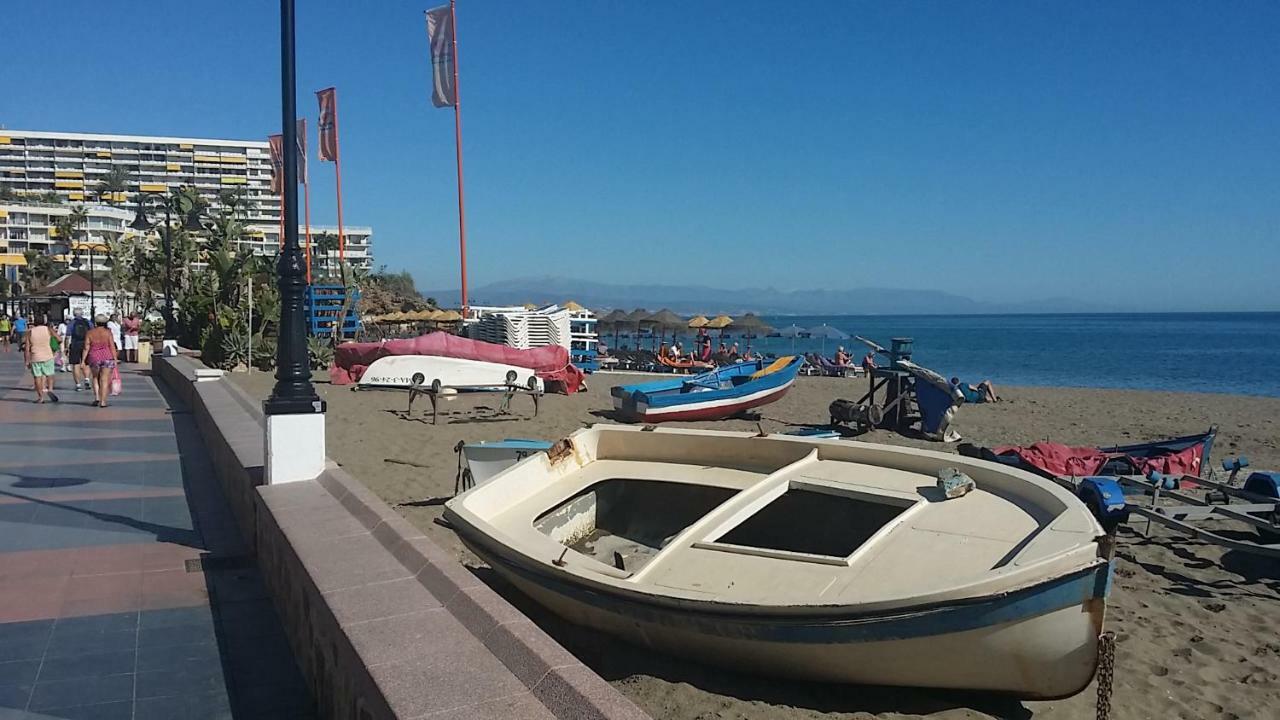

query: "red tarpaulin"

left=989, top=441, right=1207, bottom=478
left=330, top=333, right=585, bottom=394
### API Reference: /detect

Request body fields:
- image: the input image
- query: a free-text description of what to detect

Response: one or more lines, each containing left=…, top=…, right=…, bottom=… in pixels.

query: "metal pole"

left=163, top=204, right=173, bottom=340
left=265, top=0, right=323, bottom=416
left=331, top=88, right=346, bottom=262
left=89, top=248, right=96, bottom=317
left=450, top=0, right=468, bottom=311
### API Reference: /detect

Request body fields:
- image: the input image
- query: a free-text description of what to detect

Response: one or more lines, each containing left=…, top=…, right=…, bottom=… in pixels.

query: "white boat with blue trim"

left=444, top=425, right=1112, bottom=697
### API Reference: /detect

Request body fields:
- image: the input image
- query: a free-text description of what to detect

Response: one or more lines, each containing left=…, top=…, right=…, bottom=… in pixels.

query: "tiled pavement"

left=0, top=352, right=314, bottom=719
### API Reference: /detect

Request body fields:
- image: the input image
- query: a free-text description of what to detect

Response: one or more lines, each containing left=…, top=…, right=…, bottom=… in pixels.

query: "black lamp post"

left=131, top=193, right=203, bottom=343
left=71, top=242, right=109, bottom=317
left=265, top=0, right=324, bottom=416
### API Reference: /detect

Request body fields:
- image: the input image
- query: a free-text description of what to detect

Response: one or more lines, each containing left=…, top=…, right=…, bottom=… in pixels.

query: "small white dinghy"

left=444, top=426, right=1112, bottom=698
left=356, top=354, right=543, bottom=393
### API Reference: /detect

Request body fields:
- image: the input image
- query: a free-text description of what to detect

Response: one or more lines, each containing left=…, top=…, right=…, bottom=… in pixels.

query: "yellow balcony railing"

left=55, top=180, right=84, bottom=189
left=220, top=176, right=248, bottom=185
left=139, top=183, right=167, bottom=193
left=55, top=170, right=84, bottom=178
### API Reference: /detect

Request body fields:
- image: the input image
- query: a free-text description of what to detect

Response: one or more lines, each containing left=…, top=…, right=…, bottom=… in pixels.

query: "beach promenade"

left=0, top=353, right=313, bottom=719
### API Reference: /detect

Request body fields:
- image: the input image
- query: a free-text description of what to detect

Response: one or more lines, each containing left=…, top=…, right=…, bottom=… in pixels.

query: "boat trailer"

left=406, top=375, right=543, bottom=425
left=1062, top=457, right=1280, bottom=558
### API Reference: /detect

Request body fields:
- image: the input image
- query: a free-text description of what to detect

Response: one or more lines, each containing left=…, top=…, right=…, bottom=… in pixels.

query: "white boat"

left=461, top=439, right=554, bottom=488
left=356, top=354, right=544, bottom=393
left=444, top=426, right=1112, bottom=698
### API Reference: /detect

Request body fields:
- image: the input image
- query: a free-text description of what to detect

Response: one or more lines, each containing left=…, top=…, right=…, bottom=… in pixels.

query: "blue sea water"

left=612, top=313, right=1280, bottom=398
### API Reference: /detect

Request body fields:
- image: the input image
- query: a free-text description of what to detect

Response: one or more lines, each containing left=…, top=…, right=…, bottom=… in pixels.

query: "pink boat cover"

left=330, top=333, right=584, bottom=394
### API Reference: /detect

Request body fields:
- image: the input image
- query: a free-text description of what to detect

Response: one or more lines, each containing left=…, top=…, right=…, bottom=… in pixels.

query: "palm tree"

left=68, top=205, right=88, bottom=242
left=20, top=250, right=56, bottom=291
left=314, top=232, right=339, bottom=281
left=95, top=167, right=132, bottom=205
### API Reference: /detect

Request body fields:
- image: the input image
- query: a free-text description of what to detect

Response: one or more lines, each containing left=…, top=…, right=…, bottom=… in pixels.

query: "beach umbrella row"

left=368, top=309, right=463, bottom=324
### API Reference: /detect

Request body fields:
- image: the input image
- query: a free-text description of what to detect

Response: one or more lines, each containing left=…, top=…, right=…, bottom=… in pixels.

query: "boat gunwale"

left=459, top=528, right=1110, bottom=628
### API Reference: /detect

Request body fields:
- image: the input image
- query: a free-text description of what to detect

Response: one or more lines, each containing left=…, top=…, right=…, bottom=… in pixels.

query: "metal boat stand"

left=406, top=381, right=543, bottom=425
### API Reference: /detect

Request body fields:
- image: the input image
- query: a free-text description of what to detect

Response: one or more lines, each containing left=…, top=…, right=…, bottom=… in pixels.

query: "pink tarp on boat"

left=330, top=333, right=585, bottom=394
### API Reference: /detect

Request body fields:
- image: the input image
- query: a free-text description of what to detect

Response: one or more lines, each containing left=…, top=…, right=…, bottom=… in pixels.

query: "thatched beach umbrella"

left=435, top=310, right=463, bottom=323
left=687, top=315, right=709, bottom=329
left=704, top=315, right=733, bottom=330
left=597, top=309, right=628, bottom=347
left=642, top=309, right=686, bottom=347
left=562, top=300, right=585, bottom=313
left=622, top=308, right=650, bottom=341
left=732, top=313, right=773, bottom=338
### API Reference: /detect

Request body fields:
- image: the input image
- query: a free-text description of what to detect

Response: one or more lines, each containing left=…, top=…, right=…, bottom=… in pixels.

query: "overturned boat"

left=444, top=426, right=1112, bottom=697
left=610, top=356, right=803, bottom=422
left=355, top=354, right=544, bottom=393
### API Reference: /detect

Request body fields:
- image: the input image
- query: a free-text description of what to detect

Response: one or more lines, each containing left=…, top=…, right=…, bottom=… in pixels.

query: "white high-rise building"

left=0, top=129, right=373, bottom=276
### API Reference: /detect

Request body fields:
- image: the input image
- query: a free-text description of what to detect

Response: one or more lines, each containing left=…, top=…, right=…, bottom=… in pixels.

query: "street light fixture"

left=71, top=242, right=110, bottom=317
left=130, top=192, right=195, bottom=348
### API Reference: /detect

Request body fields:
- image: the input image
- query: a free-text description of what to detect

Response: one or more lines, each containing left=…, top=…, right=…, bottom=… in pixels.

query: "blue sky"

left=4, top=1, right=1278, bottom=310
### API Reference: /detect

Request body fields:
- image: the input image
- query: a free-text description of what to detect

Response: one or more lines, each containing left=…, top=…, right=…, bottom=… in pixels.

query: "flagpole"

left=450, top=0, right=468, bottom=311
left=303, top=173, right=313, bottom=283
left=332, top=89, right=347, bottom=263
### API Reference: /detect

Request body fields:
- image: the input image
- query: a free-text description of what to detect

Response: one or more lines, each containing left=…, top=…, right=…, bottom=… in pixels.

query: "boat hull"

left=622, top=381, right=795, bottom=422
left=612, top=357, right=803, bottom=422
left=462, top=440, right=553, bottom=486
left=464, top=536, right=1107, bottom=698
left=356, top=354, right=543, bottom=392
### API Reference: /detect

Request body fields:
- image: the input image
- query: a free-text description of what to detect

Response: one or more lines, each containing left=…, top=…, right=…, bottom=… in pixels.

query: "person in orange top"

left=24, top=314, right=58, bottom=403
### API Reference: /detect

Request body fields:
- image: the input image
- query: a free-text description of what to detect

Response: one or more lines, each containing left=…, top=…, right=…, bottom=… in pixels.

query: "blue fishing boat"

left=611, top=356, right=804, bottom=422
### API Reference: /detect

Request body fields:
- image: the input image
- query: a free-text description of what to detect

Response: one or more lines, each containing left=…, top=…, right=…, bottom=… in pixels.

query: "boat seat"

left=751, top=356, right=795, bottom=379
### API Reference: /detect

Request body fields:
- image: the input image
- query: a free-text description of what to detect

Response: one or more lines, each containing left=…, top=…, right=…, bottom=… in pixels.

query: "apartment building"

left=0, top=129, right=372, bottom=276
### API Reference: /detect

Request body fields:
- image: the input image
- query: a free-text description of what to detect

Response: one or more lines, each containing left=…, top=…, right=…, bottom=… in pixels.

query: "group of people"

left=3, top=309, right=143, bottom=407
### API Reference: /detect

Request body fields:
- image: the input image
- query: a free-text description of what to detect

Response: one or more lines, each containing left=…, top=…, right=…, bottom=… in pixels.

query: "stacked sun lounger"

left=470, top=307, right=572, bottom=350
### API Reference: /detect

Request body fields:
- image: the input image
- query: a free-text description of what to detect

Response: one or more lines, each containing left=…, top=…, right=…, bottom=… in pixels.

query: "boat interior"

left=454, top=428, right=1101, bottom=608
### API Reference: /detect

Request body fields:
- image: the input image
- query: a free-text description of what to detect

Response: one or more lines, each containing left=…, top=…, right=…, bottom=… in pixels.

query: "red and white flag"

left=425, top=5, right=457, bottom=108
left=295, top=118, right=308, bottom=185
left=316, top=87, right=339, bottom=162
left=267, top=134, right=284, bottom=194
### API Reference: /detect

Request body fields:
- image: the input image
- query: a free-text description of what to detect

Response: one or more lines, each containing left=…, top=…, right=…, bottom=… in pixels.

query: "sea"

left=612, top=313, right=1280, bottom=398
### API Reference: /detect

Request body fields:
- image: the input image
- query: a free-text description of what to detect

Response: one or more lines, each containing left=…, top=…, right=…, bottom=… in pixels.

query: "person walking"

left=107, top=314, right=123, bottom=360
left=122, top=312, right=141, bottom=364
left=66, top=308, right=91, bottom=391
left=0, top=314, right=10, bottom=352
left=85, top=314, right=119, bottom=408
left=24, top=314, right=58, bottom=404
left=14, top=314, right=28, bottom=346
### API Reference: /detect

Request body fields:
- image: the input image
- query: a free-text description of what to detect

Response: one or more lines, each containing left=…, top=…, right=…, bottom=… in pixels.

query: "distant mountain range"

left=420, top=276, right=1114, bottom=315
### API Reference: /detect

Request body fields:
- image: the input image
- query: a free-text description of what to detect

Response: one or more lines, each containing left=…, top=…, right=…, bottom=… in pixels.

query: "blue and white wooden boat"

left=445, top=426, right=1112, bottom=697
left=610, top=356, right=804, bottom=422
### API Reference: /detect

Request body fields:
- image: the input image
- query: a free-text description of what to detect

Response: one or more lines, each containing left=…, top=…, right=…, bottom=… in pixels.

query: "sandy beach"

left=231, top=370, right=1280, bottom=720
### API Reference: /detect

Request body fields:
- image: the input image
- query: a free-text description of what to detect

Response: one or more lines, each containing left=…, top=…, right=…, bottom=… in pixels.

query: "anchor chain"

left=1096, top=631, right=1116, bottom=720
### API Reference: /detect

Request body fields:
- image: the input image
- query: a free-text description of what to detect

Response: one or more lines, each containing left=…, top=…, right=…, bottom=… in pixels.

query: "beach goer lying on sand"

left=950, top=377, right=1000, bottom=403
left=742, top=346, right=756, bottom=361
left=835, top=346, right=851, bottom=366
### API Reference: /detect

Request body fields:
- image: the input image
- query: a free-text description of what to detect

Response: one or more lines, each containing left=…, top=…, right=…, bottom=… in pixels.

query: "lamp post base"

left=265, top=413, right=327, bottom=484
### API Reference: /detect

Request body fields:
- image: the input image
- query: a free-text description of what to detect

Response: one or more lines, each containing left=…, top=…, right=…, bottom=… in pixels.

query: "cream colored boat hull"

left=464, top=538, right=1106, bottom=699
